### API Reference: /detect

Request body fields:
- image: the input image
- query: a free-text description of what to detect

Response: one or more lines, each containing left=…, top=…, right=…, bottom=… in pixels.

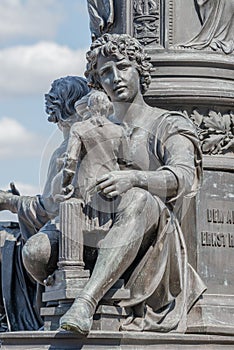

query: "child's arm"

left=62, top=127, right=82, bottom=190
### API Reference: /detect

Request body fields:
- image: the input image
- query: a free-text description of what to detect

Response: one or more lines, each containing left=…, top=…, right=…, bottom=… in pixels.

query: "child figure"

left=57, top=90, right=127, bottom=208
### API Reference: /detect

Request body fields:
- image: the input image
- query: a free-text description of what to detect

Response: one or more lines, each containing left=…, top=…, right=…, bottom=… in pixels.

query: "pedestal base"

left=42, top=279, right=131, bottom=331
left=0, top=331, right=234, bottom=349
left=41, top=304, right=129, bottom=332
left=187, top=294, right=234, bottom=336
left=42, top=269, right=90, bottom=302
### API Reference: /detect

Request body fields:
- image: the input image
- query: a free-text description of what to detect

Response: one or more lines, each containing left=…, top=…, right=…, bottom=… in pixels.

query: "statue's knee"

left=22, top=232, right=59, bottom=284
left=22, top=233, right=51, bottom=265
left=125, top=188, right=152, bottom=212
left=131, top=188, right=150, bottom=200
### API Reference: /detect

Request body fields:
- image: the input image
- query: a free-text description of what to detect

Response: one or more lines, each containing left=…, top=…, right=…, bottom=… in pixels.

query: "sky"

left=0, top=0, right=91, bottom=221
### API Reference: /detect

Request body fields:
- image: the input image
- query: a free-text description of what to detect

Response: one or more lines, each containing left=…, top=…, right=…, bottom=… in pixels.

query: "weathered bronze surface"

left=0, top=1, right=233, bottom=345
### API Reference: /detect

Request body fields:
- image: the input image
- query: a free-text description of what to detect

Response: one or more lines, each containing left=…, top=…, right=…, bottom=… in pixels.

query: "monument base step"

left=41, top=304, right=129, bottom=331
left=0, top=331, right=234, bottom=349
left=187, top=294, right=234, bottom=336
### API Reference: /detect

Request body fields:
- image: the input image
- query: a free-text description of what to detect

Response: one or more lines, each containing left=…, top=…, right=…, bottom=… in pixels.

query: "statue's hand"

left=54, top=185, right=75, bottom=203
left=9, top=182, right=20, bottom=196
left=96, top=171, right=136, bottom=198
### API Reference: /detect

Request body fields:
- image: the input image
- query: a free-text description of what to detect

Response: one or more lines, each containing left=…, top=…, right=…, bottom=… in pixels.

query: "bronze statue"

left=0, top=34, right=206, bottom=335
left=183, top=0, right=234, bottom=54
left=55, top=90, right=127, bottom=207
left=57, top=34, right=206, bottom=334
left=51, top=89, right=128, bottom=228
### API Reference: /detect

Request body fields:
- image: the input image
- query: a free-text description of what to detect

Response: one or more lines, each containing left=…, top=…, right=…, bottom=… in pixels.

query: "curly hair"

left=45, top=76, right=90, bottom=124
left=85, top=34, right=153, bottom=95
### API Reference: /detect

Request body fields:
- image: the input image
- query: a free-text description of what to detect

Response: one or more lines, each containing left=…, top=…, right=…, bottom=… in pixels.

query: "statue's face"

left=96, top=54, right=140, bottom=103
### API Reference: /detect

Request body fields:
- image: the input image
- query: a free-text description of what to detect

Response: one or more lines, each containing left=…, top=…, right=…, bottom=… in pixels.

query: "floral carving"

left=190, top=110, right=234, bottom=155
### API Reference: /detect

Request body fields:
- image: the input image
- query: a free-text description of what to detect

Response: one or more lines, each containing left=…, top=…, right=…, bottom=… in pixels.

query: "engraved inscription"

left=207, top=208, right=234, bottom=224
left=201, top=232, right=234, bottom=248
left=229, top=233, right=234, bottom=247
left=201, top=206, right=234, bottom=248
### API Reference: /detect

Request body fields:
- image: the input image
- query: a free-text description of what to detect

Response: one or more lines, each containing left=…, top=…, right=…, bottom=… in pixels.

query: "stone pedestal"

left=43, top=199, right=90, bottom=303
left=183, top=156, right=234, bottom=334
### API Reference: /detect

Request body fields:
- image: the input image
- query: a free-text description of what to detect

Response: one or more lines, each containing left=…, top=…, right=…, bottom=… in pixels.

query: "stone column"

left=58, top=199, right=85, bottom=270
left=41, top=199, right=90, bottom=330
left=43, top=199, right=90, bottom=304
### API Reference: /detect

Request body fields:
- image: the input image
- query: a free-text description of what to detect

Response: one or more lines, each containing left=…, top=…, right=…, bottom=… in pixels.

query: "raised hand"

left=9, top=182, right=20, bottom=196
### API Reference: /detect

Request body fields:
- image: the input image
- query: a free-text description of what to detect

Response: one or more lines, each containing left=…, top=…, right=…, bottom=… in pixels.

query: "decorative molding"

left=189, top=110, right=234, bottom=155
left=168, top=0, right=174, bottom=46
left=133, top=0, right=161, bottom=46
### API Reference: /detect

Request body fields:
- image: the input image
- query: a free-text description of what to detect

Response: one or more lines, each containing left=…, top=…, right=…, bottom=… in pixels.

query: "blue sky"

left=0, top=0, right=91, bottom=220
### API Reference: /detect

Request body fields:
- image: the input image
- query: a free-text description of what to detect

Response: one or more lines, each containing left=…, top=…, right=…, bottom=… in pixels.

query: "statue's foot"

left=120, top=317, right=143, bottom=332
left=60, top=295, right=96, bottom=335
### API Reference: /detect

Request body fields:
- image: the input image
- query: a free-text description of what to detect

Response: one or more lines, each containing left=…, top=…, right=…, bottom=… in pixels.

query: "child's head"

left=75, top=90, right=112, bottom=121
left=88, top=91, right=112, bottom=118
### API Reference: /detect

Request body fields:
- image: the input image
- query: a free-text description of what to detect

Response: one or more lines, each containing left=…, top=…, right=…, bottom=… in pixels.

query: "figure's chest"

left=124, top=126, right=162, bottom=171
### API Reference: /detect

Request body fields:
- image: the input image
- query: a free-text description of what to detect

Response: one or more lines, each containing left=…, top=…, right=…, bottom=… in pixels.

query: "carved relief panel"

left=182, top=0, right=234, bottom=54
left=111, top=0, right=234, bottom=52
left=132, top=0, right=162, bottom=46
left=128, top=0, right=234, bottom=53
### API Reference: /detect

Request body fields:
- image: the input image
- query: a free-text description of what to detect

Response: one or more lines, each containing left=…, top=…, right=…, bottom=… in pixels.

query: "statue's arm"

left=62, top=129, right=82, bottom=189
left=96, top=135, right=196, bottom=200
left=0, top=191, right=49, bottom=238
left=133, top=135, right=196, bottom=200
left=0, top=190, right=21, bottom=213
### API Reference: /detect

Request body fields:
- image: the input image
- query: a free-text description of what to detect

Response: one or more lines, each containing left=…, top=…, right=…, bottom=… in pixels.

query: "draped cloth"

left=0, top=224, right=43, bottom=331
left=87, top=0, right=114, bottom=38
left=183, top=0, right=234, bottom=54
left=117, top=112, right=206, bottom=332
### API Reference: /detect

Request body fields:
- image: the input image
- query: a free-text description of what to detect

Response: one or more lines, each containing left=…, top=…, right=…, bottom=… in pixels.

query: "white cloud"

left=0, top=0, right=63, bottom=42
left=0, top=42, right=88, bottom=96
left=0, top=117, right=45, bottom=159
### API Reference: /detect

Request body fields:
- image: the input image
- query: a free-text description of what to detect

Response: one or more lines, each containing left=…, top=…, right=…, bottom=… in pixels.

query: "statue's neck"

left=113, top=93, right=147, bottom=125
